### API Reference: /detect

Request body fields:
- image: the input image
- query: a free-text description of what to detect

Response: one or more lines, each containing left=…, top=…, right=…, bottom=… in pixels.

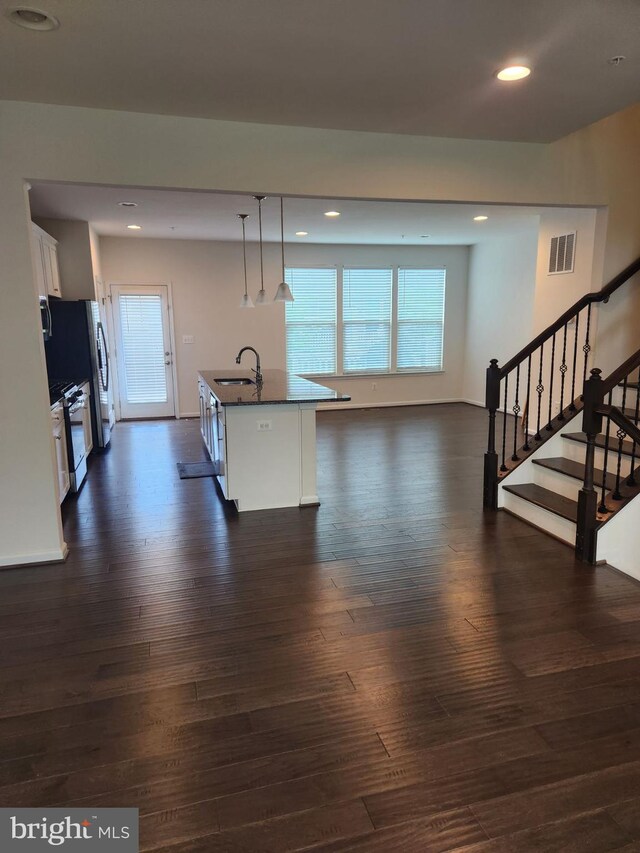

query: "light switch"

left=182, top=335, right=195, bottom=344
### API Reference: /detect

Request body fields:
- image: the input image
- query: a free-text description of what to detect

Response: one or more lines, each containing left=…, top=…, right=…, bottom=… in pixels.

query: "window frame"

left=284, top=264, right=446, bottom=379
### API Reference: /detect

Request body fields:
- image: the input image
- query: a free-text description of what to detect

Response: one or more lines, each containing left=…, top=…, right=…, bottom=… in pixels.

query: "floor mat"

left=177, top=461, right=219, bottom=479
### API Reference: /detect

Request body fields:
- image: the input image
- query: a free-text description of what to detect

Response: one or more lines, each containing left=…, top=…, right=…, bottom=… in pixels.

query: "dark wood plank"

left=0, top=406, right=639, bottom=851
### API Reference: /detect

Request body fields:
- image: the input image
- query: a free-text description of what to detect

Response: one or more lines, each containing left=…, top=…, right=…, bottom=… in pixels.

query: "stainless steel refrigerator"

left=45, top=299, right=113, bottom=449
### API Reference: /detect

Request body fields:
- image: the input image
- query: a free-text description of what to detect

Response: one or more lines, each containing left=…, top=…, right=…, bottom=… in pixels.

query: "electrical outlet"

left=257, top=420, right=272, bottom=432
left=182, top=335, right=195, bottom=344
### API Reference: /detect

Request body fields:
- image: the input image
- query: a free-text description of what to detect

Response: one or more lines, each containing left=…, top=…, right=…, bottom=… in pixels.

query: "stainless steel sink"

left=215, top=377, right=254, bottom=386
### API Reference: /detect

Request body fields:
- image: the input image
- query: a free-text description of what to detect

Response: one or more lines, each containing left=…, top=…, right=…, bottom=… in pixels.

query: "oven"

left=49, top=382, right=92, bottom=493
left=66, top=385, right=91, bottom=492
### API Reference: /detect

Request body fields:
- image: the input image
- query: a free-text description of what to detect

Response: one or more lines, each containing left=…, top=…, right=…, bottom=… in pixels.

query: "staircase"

left=483, top=257, right=640, bottom=579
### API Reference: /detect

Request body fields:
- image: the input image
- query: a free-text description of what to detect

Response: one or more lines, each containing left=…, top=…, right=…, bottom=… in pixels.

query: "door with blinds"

left=110, top=285, right=176, bottom=419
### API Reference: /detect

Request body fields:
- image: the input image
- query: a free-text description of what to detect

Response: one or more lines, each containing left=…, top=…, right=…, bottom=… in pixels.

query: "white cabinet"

left=198, top=379, right=228, bottom=496
left=198, top=378, right=214, bottom=455
left=80, top=382, right=93, bottom=455
left=197, top=375, right=319, bottom=510
left=51, top=404, right=70, bottom=504
left=31, top=223, right=62, bottom=298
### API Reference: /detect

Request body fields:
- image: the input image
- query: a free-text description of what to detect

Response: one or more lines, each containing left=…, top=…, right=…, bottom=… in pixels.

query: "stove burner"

left=49, top=382, right=80, bottom=406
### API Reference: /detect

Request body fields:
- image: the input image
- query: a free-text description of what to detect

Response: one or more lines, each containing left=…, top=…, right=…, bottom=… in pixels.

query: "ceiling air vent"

left=548, top=231, right=576, bottom=275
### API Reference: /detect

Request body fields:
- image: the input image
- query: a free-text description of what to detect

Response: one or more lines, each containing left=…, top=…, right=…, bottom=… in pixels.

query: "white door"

left=111, top=284, right=176, bottom=419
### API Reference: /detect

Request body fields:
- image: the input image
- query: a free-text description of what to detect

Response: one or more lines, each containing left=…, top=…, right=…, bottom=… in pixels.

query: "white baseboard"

left=318, top=398, right=467, bottom=411
left=184, top=401, right=477, bottom=416
left=0, top=542, right=68, bottom=569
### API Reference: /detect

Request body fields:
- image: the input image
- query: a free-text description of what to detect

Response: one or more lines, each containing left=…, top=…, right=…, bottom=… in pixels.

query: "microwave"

left=40, top=295, right=52, bottom=341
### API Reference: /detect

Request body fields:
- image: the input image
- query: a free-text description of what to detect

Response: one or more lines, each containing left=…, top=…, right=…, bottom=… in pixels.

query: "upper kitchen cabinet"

left=31, top=222, right=62, bottom=298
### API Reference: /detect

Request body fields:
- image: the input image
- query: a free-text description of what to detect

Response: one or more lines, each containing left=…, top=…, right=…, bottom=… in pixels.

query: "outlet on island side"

left=257, top=420, right=272, bottom=431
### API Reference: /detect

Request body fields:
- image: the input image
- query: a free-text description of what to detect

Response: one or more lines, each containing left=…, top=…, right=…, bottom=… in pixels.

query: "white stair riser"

left=562, top=439, right=636, bottom=476
left=502, top=491, right=576, bottom=546
left=532, top=465, right=582, bottom=501
left=597, top=500, right=640, bottom=582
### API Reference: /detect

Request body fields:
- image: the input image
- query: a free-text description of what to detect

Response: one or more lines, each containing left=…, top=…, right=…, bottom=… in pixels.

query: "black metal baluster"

left=627, top=366, right=640, bottom=486
left=484, top=359, right=501, bottom=509
left=612, top=378, right=628, bottom=500
left=569, top=311, right=580, bottom=411
left=598, top=390, right=613, bottom=514
left=523, top=355, right=532, bottom=451
left=582, top=304, right=592, bottom=390
left=546, top=331, right=556, bottom=430
left=512, top=364, right=521, bottom=461
left=535, top=343, right=544, bottom=441
left=500, top=375, right=509, bottom=472
left=558, top=323, right=568, bottom=420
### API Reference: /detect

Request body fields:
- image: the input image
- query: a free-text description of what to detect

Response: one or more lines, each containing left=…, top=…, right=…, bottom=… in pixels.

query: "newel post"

left=576, top=368, right=604, bottom=563
left=484, top=359, right=501, bottom=509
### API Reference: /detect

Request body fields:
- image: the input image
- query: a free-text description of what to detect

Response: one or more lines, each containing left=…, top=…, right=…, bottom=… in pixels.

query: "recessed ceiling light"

left=324, top=211, right=340, bottom=217
left=473, top=215, right=488, bottom=222
left=118, top=201, right=138, bottom=208
left=7, top=6, right=59, bottom=30
left=295, top=231, right=309, bottom=236
left=496, top=65, right=531, bottom=82
left=127, top=224, right=142, bottom=230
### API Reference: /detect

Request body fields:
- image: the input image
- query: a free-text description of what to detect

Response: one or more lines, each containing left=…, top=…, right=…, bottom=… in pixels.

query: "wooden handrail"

left=595, top=404, right=640, bottom=446
left=499, top=256, right=640, bottom=377
left=599, top=346, right=640, bottom=395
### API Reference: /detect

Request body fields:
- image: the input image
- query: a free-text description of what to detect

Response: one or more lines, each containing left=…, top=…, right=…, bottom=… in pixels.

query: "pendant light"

left=254, top=195, right=269, bottom=305
left=237, top=214, right=253, bottom=309
left=274, top=196, right=294, bottom=302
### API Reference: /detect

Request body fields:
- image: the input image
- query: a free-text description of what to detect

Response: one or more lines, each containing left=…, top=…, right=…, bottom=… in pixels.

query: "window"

left=285, top=267, right=337, bottom=375
left=343, top=268, right=392, bottom=373
left=397, top=268, right=446, bottom=371
left=118, top=293, right=168, bottom=403
left=285, top=265, right=446, bottom=376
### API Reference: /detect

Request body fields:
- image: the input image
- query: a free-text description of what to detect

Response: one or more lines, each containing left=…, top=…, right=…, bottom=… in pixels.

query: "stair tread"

left=532, top=457, right=618, bottom=491
left=621, top=406, right=640, bottom=421
left=563, top=432, right=637, bottom=457
left=502, top=483, right=578, bottom=523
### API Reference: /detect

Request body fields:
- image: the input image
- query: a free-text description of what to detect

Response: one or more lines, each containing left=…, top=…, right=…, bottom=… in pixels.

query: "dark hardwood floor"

left=2, top=403, right=640, bottom=851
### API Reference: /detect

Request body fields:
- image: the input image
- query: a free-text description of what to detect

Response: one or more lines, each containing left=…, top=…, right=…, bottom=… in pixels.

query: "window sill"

left=301, top=370, right=445, bottom=381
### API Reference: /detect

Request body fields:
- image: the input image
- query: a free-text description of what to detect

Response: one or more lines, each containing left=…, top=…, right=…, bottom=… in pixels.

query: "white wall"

left=100, top=237, right=469, bottom=414
left=1, top=98, right=639, bottom=567
left=462, top=232, right=539, bottom=405
left=101, top=238, right=285, bottom=417
left=532, top=208, right=601, bottom=335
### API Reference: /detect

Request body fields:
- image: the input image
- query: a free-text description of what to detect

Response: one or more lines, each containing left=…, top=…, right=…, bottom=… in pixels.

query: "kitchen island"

left=197, top=369, right=351, bottom=511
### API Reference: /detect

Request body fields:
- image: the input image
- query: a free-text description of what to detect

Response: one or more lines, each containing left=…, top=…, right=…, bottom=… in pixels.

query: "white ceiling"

left=2, top=0, right=639, bottom=143
left=29, top=182, right=568, bottom=245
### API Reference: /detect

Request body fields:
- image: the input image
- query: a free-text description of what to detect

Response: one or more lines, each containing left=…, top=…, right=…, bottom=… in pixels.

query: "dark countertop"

left=199, top=369, right=351, bottom=407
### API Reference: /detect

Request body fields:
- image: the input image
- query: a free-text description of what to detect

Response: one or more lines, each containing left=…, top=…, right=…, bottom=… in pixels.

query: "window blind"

left=285, top=268, right=337, bottom=375
left=118, top=294, right=168, bottom=403
left=342, top=268, right=392, bottom=373
left=397, top=268, right=446, bottom=371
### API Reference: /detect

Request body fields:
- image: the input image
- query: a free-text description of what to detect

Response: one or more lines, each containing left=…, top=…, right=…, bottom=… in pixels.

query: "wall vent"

left=548, top=231, right=576, bottom=274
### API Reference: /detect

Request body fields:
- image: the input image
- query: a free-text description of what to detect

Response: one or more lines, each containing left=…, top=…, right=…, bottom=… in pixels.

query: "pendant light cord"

left=280, top=196, right=285, bottom=279
left=258, top=197, right=264, bottom=291
left=241, top=216, right=248, bottom=297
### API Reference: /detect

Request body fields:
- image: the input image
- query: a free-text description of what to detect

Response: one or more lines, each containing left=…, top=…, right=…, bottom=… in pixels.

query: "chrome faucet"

left=235, top=346, right=262, bottom=384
